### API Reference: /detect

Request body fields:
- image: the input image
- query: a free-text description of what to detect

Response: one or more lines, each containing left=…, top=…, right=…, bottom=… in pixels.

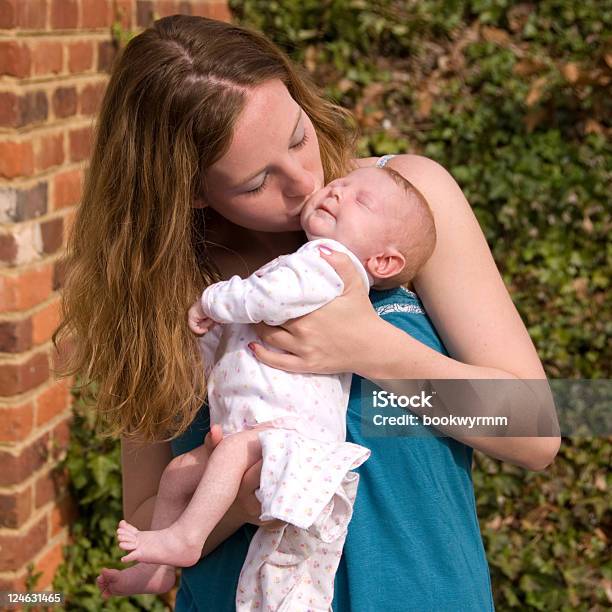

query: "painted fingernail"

left=248, top=342, right=256, bottom=352
left=319, top=246, right=333, bottom=255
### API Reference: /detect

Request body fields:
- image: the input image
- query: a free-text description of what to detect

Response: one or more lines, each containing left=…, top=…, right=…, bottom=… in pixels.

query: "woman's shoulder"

left=351, top=156, right=380, bottom=168
left=353, top=154, right=455, bottom=188
left=353, top=155, right=464, bottom=223
left=367, top=154, right=467, bottom=223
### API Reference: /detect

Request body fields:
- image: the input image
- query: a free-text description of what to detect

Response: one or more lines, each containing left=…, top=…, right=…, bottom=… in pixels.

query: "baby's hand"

left=188, top=300, right=216, bottom=335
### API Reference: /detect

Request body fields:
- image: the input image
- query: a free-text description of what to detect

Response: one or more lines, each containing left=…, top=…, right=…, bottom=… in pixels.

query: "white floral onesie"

left=199, top=238, right=371, bottom=611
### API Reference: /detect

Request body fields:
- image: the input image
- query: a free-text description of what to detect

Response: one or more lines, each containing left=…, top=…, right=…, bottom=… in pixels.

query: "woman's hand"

left=249, top=248, right=382, bottom=375
left=204, top=424, right=283, bottom=529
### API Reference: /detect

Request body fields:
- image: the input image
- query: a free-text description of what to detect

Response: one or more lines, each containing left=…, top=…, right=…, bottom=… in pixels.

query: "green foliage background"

left=55, top=1, right=610, bottom=610
left=53, top=386, right=168, bottom=612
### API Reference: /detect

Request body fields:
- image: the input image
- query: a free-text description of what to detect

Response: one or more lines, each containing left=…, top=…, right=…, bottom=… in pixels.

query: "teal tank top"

left=172, top=287, right=494, bottom=611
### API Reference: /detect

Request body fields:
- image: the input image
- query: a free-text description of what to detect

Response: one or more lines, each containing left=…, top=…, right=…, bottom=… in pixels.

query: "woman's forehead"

left=209, top=79, right=301, bottom=186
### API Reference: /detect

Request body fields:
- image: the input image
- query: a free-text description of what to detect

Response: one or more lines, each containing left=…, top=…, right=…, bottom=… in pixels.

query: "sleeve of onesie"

left=200, top=241, right=346, bottom=326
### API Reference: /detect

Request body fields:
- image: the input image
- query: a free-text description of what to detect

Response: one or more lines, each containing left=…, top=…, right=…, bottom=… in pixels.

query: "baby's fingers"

left=188, top=319, right=205, bottom=335
left=189, top=319, right=213, bottom=336
left=194, top=324, right=209, bottom=335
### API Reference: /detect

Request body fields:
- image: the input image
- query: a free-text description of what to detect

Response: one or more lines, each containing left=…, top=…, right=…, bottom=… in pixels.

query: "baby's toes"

left=97, top=568, right=117, bottom=598
left=117, top=532, right=135, bottom=544
left=118, top=536, right=137, bottom=551
left=118, top=519, right=139, bottom=534
left=120, top=550, right=140, bottom=564
left=117, top=526, right=139, bottom=541
left=105, top=569, right=120, bottom=585
left=117, top=526, right=135, bottom=538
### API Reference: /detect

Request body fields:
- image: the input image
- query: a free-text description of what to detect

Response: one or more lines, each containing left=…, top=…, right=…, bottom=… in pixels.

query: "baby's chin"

left=304, top=229, right=323, bottom=241
left=301, top=215, right=333, bottom=242
left=303, top=225, right=325, bottom=241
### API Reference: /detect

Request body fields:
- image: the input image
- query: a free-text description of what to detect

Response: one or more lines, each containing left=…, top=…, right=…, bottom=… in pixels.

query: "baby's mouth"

left=316, top=200, right=336, bottom=218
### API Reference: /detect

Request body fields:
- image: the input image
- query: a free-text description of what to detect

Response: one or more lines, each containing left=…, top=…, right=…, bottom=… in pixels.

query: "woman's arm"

left=250, top=154, right=560, bottom=470
left=392, top=154, right=545, bottom=380
left=121, top=438, right=174, bottom=530
left=377, top=155, right=560, bottom=469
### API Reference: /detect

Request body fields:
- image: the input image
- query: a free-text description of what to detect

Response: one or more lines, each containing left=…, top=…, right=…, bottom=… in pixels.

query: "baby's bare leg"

left=102, top=444, right=211, bottom=597
left=119, top=428, right=264, bottom=567
left=151, top=444, right=212, bottom=527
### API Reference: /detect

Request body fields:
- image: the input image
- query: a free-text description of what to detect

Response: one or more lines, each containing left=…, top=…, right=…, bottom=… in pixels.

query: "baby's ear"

left=365, top=249, right=406, bottom=280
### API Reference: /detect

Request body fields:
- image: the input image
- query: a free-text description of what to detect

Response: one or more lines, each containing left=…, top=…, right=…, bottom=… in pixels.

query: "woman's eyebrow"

left=234, top=108, right=303, bottom=188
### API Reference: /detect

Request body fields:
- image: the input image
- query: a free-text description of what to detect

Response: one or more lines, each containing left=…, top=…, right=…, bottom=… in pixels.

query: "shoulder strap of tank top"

left=375, top=154, right=397, bottom=168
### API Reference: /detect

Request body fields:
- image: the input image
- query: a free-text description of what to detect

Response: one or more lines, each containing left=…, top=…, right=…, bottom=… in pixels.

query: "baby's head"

left=300, top=166, right=436, bottom=288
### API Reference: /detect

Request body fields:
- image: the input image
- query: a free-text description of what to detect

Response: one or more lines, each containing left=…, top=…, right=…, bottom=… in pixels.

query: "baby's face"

left=300, top=167, right=402, bottom=259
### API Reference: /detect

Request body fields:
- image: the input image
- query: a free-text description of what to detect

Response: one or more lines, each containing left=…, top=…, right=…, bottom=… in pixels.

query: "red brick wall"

left=0, top=0, right=230, bottom=593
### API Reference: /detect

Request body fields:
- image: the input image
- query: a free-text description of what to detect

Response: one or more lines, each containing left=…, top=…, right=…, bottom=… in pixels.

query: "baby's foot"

left=96, top=563, right=175, bottom=598
left=117, top=519, right=203, bottom=567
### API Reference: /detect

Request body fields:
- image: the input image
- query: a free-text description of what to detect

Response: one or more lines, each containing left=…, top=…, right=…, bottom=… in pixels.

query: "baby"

left=97, top=164, right=436, bottom=608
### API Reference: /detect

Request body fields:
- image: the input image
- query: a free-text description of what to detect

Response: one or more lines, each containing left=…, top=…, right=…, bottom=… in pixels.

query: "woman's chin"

left=262, top=216, right=303, bottom=233
left=286, top=216, right=305, bottom=232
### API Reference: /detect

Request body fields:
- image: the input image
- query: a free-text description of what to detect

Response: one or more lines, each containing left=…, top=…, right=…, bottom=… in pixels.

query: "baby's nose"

left=329, top=184, right=342, bottom=199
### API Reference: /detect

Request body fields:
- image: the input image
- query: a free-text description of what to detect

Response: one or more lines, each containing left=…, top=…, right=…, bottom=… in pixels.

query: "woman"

left=56, top=15, right=560, bottom=611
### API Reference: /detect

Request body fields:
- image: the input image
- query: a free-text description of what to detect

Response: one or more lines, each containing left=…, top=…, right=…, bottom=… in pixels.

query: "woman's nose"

left=283, top=162, right=315, bottom=198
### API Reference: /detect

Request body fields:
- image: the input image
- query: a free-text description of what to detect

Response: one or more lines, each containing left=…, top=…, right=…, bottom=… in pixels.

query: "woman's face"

left=203, top=79, right=325, bottom=232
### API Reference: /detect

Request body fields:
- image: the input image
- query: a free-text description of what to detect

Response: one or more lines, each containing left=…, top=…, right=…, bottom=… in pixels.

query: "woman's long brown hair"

left=53, top=15, right=357, bottom=441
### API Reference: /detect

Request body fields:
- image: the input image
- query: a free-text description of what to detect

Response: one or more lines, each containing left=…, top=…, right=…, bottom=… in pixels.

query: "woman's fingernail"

left=248, top=342, right=256, bottom=352
left=319, top=246, right=333, bottom=255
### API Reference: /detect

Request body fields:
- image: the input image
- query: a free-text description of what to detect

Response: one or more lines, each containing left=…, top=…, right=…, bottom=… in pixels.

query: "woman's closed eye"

left=245, top=131, right=310, bottom=196
left=291, top=131, right=309, bottom=151
left=246, top=175, right=269, bottom=196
